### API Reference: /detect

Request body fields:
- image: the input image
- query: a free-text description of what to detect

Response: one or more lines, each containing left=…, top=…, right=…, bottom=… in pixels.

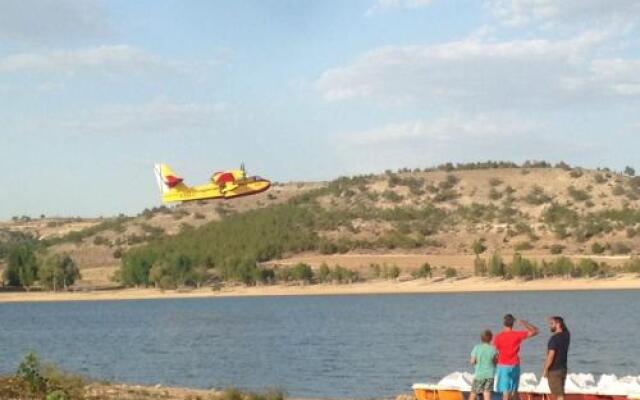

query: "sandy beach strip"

left=0, top=274, right=638, bottom=303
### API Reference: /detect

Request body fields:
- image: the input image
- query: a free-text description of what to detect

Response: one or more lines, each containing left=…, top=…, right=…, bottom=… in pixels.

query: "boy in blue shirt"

left=469, top=330, right=498, bottom=400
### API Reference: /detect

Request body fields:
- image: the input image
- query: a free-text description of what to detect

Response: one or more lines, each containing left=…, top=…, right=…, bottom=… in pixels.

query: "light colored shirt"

left=471, top=343, right=497, bottom=379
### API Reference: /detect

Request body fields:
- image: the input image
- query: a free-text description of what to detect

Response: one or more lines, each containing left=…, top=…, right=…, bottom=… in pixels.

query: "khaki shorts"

left=471, top=378, right=494, bottom=394
left=548, top=368, right=567, bottom=395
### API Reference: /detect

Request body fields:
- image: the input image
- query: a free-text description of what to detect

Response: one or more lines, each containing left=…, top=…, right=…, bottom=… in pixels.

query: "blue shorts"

left=496, top=365, right=520, bottom=393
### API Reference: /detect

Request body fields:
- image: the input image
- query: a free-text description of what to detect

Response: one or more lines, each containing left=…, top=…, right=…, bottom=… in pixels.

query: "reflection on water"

left=0, top=290, right=638, bottom=398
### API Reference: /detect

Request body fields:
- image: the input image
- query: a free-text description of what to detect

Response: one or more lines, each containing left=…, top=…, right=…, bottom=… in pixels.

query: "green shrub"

left=489, top=178, right=503, bottom=187
left=610, top=242, right=631, bottom=255
left=509, top=253, right=539, bottom=279
left=423, top=238, right=444, bottom=248
left=489, top=253, right=505, bottom=277
left=472, top=239, right=487, bottom=255
left=16, top=352, right=46, bottom=394
left=382, top=190, right=403, bottom=202
left=593, top=173, right=607, bottom=184
left=444, top=267, right=457, bottom=278
left=439, top=174, right=459, bottom=190
left=220, top=388, right=285, bottom=400
left=330, top=265, right=359, bottom=283
left=112, top=248, right=123, bottom=259
left=290, top=263, right=314, bottom=283
left=179, top=222, right=193, bottom=232
left=46, top=390, right=68, bottom=400
left=474, top=256, right=487, bottom=276
left=399, top=176, right=426, bottom=195
left=567, top=185, right=590, bottom=202
left=172, top=209, right=190, bottom=220
left=628, top=176, right=640, bottom=193
left=489, top=188, right=503, bottom=200
left=542, top=203, right=578, bottom=238
left=550, top=244, right=565, bottom=255
left=512, top=221, right=536, bottom=238
left=624, top=258, right=640, bottom=273
left=318, top=263, right=331, bottom=282
left=624, top=166, right=636, bottom=176
left=139, top=223, right=165, bottom=237
left=569, top=169, right=583, bottom=178
left=547, top=257, right=574, bottom=276
left=42, top=216, right=131, bottom=246
left=591, top=242, right=606, bottom=254
left=433, top=188, right=458, bottom=202
left=382, top=264, right=401, bottom=280
left=387, top=174, right=401, bottom=188
left=92, top=235, right=110, bottom=246
left=319, top=241, right=338, bottom=255
left=613, top=185, right=626, bottom=196
left=626, top=191, right=639, bottom=201
left=368, top=263, right=381, bottom=279
left=574, top=258, right=600, bottom=277
left=574, top=216, right=610, bottom=242
left=412, top=262, right=432, bottom=279
left=457, top=203, right=498, bottom=223
left=523, top=186, right=551, bottom=205
left=514, top=241, right=533, bottom=251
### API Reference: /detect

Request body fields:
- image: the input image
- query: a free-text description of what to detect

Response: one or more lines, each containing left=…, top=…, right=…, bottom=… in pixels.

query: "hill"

left=3, top=161, right=640, bottom=288
left=0, top=182, right=319, bottom=286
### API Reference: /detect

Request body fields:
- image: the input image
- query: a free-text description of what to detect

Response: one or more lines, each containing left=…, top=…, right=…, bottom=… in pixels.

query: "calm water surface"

left=0, top=290, right=638, bottom=398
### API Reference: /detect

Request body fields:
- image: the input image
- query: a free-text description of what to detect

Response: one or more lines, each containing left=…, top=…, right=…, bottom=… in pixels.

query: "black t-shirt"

left=548, top=331, right=570, bottom=370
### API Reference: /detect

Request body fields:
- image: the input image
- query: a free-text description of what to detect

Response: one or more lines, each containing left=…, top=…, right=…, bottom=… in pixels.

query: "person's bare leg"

left=502, top=391, right=510, bottom=400
left=482, top=390, right=491, bottom=400
left=468, top=391, right=477, bottom=400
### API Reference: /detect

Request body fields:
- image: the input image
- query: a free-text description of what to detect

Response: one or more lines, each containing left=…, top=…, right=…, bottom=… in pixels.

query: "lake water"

left=0, top=290, right=638, bottom=398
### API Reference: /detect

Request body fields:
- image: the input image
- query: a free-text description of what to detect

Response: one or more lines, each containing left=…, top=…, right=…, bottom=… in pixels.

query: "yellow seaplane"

left=153, top=163, right=271, bottom=203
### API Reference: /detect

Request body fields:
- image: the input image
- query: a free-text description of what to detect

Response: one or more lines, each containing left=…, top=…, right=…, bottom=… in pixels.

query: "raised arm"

left=518, top=319, right=539, bottom=338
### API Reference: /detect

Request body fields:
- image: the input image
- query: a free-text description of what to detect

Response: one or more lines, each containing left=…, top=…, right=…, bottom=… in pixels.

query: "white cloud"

left=334, top=114, right=553, bottom=173
left=0, top=0, right=108, bottom=44
left=316, top=30, right=640, bottom=108
left=0, top=45, right=168, bottom=76
left=25, top=99, right=228, bottom=134
left=366, top=0, right=432, bottom=16
left=486, top=0, right=640, bottom=27
left=343, top=114, right=540, bottom=145
left=590, top=58, right=640, bottom=96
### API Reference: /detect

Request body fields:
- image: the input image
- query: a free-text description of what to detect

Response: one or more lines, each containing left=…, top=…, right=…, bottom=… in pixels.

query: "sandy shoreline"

left=0, top=275, right=638, bottom=303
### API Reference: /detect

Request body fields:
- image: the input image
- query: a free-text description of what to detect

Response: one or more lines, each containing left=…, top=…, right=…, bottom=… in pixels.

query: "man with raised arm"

left=493, top=314, right=539, bottom=400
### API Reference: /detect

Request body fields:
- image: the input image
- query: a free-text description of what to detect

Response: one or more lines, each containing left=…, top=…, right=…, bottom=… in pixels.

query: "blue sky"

left=1, top=0, right=639, bottom=219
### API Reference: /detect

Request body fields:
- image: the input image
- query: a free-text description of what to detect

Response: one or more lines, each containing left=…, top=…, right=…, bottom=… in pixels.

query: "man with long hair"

left=543, top=316, right=570, bottom=400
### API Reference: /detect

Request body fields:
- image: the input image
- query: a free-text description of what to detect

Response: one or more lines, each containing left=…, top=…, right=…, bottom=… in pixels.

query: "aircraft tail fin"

left=154, top=163, right=186, bottom=194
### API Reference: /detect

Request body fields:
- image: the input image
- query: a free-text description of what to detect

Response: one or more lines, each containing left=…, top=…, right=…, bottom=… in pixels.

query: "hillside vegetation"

left=0, top=182, right=317, bottom=286
left=3, top=161, right=640, bottom=289
left=118, top=161, right=640, bottom=287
